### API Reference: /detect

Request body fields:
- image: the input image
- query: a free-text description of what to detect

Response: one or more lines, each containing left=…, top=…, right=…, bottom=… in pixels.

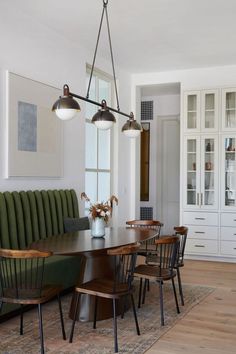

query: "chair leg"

left=142, top=279, right=148, bottom=305
left=138, top=278, right=143, bottom=308
left=69, top=292, right=81, bottom=343
left=112, top=298, right=118, bottom=353
left=177, top=267, right=184, bottom=306
left=130, top=293, right=140, bottom=335
left=159, top=281, right=164, bottom=326
left=38, top=304, right=45, bottom=354
left=121, top=295, right=128, bottom=319
left=57, top=294, right=66, bottom=340
left=93, top=296, right=98, bottom=329
left=171, top=277, right=180, bottom=314
left=147, top=279, right=150, bottom=292
left=0, top=301, right=3, bottom=315
left=20, top=304, right=24, bottom=335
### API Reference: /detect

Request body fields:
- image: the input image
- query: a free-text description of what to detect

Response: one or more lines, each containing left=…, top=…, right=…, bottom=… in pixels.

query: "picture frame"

left=6, top=72, right=63, bottom=177
left=140, top=122, right=150, bottom=201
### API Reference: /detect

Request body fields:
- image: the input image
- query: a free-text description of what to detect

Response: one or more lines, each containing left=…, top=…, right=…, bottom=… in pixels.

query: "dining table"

left=30, top=226, right=158, bottom=322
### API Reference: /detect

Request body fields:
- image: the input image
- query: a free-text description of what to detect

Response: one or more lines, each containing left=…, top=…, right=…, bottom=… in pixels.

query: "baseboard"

left=185, top=254, right=236, bottom=263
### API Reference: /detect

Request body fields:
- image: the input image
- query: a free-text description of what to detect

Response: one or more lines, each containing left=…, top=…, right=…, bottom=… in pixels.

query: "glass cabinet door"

left=184, top=91, right=200, bottom=132
left=185, top=137, right=199, bottom=207
left=223, top=136, right=236, bottom=208
left=201, top=90, right=218, bottom=131
left=184, top=136, right=218, bottom=210
left=222, top=88, right=236, bottom=130
left=201, top=137, right=218, bottom=208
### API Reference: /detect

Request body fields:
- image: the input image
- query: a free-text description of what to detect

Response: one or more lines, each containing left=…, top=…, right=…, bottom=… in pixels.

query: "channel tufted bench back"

left=0, top=189, right=79, bottom=250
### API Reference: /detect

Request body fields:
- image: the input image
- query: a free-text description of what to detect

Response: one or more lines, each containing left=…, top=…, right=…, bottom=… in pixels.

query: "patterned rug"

left=0, top=282, right=214, bottom=354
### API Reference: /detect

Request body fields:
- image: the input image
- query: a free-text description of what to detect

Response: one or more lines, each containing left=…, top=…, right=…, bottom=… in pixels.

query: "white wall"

left=132, top=64, right=236, bottom=219
left=0, top=3, right=133, bottom=225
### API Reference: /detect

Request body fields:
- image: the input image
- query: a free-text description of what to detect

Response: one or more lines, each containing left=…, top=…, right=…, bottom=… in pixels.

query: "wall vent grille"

left=141, top=101, right=153, bottom=121
left=140, top=207, right=153, bottom=220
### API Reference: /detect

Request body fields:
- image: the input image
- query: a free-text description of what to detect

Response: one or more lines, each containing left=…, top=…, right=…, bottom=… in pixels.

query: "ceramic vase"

left=91, top=217, right=105, bottom=237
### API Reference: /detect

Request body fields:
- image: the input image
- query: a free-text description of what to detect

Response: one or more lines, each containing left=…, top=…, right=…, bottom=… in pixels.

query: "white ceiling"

left=8, top=0, right=236, bottom=74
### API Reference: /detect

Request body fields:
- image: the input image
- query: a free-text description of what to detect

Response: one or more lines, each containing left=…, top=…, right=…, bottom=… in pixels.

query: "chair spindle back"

left=0, top=249, right=52, bottom=300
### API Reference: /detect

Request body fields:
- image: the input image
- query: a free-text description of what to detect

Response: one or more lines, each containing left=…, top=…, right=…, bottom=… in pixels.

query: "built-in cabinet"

left=182, top=88, right=236, bottom=261
left=184, top=135, right=218, bottom=210
left=184, top=89, right=218, bottom=133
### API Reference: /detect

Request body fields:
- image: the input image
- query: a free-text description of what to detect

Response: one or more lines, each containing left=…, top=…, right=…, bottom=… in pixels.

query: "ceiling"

left=8, top=0, right=236, bottom=74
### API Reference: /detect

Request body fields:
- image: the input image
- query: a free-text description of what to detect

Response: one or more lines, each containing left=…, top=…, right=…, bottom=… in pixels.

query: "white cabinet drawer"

left=186, top=239, right=218, bottom=254
left=221, top=227, right=236, bottom=241
left=221, top=213, right=236, bottom=227
left=188, top=226, right=218, bottom=240
left=183, top=212, right=218, bottom=226
left=221, top=241, right=236, bottom=256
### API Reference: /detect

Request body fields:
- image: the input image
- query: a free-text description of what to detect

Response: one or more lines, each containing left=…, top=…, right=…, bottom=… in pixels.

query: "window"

left=85, top=67, right=113, bottom=212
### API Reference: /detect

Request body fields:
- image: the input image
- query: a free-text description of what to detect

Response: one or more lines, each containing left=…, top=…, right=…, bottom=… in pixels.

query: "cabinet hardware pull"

left=195, top=231, right=205, bottom=234
left=234, top=234, right=236, bottom=235
left=234, top=219, right=236, bottom=221
left=234, top=248, right=236, bottom=250
left=194, top=245, right=205, bottom=248
left=195, top=217, right=205, bottom=220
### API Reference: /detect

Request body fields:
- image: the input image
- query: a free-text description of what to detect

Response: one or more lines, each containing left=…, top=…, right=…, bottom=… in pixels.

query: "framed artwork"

left=140, top=122, right=150, bottom=201
left=6, top=72, right=63, bottom=177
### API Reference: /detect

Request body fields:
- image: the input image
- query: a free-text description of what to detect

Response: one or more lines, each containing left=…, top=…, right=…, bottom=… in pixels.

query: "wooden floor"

left=146, top=259, right=236, bottom=354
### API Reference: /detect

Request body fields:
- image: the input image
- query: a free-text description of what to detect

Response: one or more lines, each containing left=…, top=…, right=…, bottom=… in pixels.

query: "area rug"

left=0, top=282, right=214, bottom=354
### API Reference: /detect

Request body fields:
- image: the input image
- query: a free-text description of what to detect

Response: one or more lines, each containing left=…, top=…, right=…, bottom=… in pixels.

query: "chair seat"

left=134, top=264, right=176, bottom=281
left=1, top=284, right=63, bottom=305
left=75, top=278, right=132, bottom=299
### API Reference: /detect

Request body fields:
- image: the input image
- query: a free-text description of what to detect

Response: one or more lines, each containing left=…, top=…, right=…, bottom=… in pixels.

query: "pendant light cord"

left=86, top=0, right=120, bottom=112
left=86, top=4, right=105, bottom=99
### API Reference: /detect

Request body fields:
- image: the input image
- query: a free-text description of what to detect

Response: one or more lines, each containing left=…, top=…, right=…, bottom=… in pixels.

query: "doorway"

left=160, top=116, right=180, bottom=233
left=140, top=83, right=181, bottom=233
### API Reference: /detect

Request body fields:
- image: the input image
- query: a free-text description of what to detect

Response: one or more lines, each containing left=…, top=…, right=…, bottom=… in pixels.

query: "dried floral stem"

left=81, top=192, right=118, bottom=223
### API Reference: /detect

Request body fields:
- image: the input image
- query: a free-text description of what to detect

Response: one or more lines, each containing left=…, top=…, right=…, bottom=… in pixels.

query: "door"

left=162, top=118, right=180, bottom=234
left=183, top=135, right=218, bottom=210
left=222, top=135, right=236, bottom=209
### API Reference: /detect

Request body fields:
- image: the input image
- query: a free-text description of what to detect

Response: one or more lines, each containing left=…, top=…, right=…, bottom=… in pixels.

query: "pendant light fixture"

left=122, top=112, right=143, bottom=138
left=52, top=0, right=141, bottom=137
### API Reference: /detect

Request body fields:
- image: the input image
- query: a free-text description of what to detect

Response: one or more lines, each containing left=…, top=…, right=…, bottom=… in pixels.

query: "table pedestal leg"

left=69, top=252, right=121, bottom=322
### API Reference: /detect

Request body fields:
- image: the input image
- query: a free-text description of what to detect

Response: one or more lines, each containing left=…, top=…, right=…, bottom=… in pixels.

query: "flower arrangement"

left=81, top=192, right=118, bottom=223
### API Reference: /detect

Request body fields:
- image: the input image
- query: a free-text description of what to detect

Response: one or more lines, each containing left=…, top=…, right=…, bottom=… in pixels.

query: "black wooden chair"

left=133, top=236, right=180, bottom=326
left=0, top=249, right=66, bottom=354
left=126, top=220, right=163, bottom=261
left=173, top=226, right=188, bottom=306
left=69, top=243, right=140, bottom=353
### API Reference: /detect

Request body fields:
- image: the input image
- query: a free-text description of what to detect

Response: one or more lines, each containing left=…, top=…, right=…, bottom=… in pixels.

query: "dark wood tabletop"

left=30, top=227, right=157, bottom=255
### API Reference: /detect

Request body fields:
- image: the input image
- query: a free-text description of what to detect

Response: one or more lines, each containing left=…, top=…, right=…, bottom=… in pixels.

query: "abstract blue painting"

left=18, top=101, right=37, bottom=152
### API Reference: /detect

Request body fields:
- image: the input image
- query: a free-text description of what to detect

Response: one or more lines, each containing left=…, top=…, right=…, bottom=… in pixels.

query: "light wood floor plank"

left=145, top=260, right=236, bottom=353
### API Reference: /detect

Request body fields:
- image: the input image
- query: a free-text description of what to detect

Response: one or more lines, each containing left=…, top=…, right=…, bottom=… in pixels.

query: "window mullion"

left=96, top=74, right=99, bottom=202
